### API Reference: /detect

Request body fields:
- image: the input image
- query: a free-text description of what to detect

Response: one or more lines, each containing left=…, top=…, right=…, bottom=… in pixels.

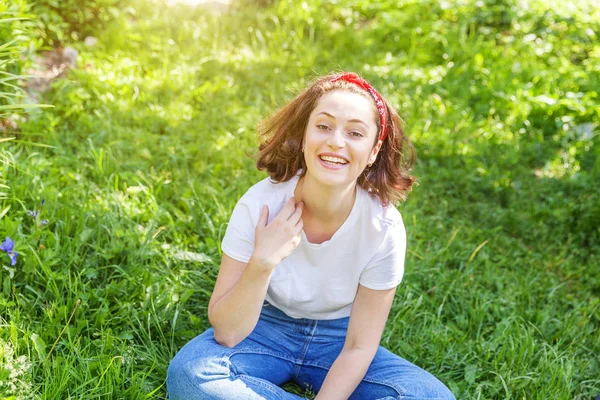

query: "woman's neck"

left=294, top=174, right=357, bottom=225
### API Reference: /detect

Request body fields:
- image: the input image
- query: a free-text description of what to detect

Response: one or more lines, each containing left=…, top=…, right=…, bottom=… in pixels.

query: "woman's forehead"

left=312, top=90, right=378, bottom=125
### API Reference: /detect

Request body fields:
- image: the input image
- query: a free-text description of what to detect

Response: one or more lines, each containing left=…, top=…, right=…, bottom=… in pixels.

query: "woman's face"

left=303, top=90, right=382, bottom=189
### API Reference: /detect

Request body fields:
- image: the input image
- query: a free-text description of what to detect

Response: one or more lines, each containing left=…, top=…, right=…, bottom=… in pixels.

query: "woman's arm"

left=208, top=198, right=304, bottom=348
left=315, top=284, right=397, bottom=399
left=314, top=348, right=376, bottom=400
left=208, top=254, right=273, bottom=348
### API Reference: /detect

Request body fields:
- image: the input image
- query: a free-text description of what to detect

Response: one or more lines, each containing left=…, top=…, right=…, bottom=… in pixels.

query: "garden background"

left=1, top=0, right=599, bottom=398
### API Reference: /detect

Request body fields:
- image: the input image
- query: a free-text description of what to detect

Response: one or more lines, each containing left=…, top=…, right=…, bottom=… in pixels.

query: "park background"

left=0, top=0, right=599, bottom=398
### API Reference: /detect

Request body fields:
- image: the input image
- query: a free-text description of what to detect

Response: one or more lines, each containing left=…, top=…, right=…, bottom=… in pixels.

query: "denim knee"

left=411, top=381, right=455, bottom=400
left=166, top=353, right=231, bottom=399
left=363, top=382, right=454, bottom=400
left=409, top=381, right=455, bottom=400
left=393, top=376, right=455, bottom=400
left=166, top=357, right=190, bottom=399
left=433, top=386, right=456, bottom=400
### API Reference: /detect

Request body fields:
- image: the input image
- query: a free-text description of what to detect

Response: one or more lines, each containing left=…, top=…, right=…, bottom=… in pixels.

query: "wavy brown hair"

left=251, top=72, right=416, bottom=207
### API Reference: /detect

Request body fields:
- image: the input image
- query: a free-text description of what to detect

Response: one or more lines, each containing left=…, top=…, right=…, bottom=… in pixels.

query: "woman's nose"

left=328, top=128, right=345, bottom=148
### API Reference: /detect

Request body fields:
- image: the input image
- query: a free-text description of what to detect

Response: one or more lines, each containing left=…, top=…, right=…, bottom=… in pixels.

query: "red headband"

left=330, top=72, right=389, bottom=141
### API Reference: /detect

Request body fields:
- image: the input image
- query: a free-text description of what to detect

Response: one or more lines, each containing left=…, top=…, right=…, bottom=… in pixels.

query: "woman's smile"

left=318, top=152, right=349, bottom=169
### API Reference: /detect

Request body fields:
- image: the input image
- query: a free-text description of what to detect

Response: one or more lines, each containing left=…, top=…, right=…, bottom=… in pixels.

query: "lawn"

left=1, top=0, right=599, bottom=398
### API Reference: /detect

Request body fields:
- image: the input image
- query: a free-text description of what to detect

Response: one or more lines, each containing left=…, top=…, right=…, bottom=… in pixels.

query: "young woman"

left=167, top=72, right=455, bottom=399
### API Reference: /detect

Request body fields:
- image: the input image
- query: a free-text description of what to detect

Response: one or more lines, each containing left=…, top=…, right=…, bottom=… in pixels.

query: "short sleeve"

left=220, top=199, right=256, bottom=263
left=359, top=219, right=406, bottom=290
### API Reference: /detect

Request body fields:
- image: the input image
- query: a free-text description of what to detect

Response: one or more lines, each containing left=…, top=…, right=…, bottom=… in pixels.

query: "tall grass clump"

left=0, top=1, right=39, bottom=122
left=0, top=1, right=43, bottom=398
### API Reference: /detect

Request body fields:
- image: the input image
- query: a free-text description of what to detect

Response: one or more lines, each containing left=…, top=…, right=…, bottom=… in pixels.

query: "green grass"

left=1, top=0, right=599, bottom=398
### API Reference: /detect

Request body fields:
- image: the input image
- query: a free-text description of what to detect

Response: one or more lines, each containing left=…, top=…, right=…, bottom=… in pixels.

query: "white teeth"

left=320, top=155, right=347, bottom=164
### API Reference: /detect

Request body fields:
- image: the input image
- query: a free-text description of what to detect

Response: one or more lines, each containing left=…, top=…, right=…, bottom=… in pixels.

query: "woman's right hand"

left=252, top=197, right=304, bottom=271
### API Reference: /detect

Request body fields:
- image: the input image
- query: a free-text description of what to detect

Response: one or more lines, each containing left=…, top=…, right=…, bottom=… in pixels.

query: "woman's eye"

left=350, top=131, right=363, bottom=137
left=317, top=124, right=329, bottom=130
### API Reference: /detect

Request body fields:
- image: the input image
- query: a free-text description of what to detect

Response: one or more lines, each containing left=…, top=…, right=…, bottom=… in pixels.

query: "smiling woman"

left=254, top=72, right=416, bottom=207
left=166, top=72, right=455, bottom=400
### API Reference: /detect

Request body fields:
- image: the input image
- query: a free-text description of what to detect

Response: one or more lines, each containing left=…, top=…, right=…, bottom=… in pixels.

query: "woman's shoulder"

left=360, top=188, right=404, bottom=229
left=239, top=174, right=298, bottom=204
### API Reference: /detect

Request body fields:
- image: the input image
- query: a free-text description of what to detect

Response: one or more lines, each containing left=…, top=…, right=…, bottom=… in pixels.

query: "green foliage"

left=29, top=0, right=124, bottom=45
left=1, top=0, right=599, bottom=398
left=0, top=0, right=38, bottom=118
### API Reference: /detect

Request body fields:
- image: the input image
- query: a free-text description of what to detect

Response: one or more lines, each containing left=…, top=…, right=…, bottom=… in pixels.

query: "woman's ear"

left=369, top=140, right=383, bottom=164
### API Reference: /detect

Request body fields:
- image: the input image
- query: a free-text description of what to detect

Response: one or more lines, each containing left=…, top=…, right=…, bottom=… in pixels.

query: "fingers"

left=294, top=218, right=303, bottom=236
left=265, top=198, right=303, bottom=232
left=290, top=201, right=304, bottom=225
left=257, top=204, right=269, bottom=228
left=276, top=197, right=297, bottom=222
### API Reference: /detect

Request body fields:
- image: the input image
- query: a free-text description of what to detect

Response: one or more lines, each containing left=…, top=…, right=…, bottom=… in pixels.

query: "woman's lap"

left=167, top=321, right=305, bottom=399
left=298, top=343, right=454, bottom=399
left=167, top=302, right=454, bottom=400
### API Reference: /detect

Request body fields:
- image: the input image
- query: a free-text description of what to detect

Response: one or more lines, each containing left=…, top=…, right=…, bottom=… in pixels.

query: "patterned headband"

left=330, top=72, right=389, bottom=141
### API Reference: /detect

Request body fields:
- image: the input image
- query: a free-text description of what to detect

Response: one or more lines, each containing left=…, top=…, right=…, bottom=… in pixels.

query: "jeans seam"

left=236, top=374, right=288, bottom=400
left=296, top=361, right=406, bottom=398
left=363, top=377, right=405, bottom=397
left=226, top=350, right=295, bottom=400
left=226, top=349, right=297, bottom=376
left=293, top=320, right=318, bottom=379
left=295, top=360, right=335, bottom=370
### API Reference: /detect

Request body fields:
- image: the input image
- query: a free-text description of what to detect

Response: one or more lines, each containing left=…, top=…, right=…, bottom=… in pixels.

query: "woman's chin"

left=307, top=166, right=355, bottom=187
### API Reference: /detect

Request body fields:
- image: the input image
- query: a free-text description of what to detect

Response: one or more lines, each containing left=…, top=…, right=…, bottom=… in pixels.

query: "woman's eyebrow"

left=315, top=111, right=368, bottom=128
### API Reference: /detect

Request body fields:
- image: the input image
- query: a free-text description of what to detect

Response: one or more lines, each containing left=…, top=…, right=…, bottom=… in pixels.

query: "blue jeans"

left=167, top=301, right=455, bottom=399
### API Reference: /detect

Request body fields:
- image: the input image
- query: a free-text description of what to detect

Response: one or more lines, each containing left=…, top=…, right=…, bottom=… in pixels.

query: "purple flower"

left=1, top=237, right=19, bottom=266
left=28, top=199, right=50, bottom=227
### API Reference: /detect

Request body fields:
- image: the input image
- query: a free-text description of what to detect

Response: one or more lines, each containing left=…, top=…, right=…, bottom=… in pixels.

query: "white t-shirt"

left=221, top=173, right=406, bottom=320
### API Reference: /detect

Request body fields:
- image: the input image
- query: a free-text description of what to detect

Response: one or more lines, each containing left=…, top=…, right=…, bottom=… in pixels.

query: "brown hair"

left=251, top=72, right=417, bottom=207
